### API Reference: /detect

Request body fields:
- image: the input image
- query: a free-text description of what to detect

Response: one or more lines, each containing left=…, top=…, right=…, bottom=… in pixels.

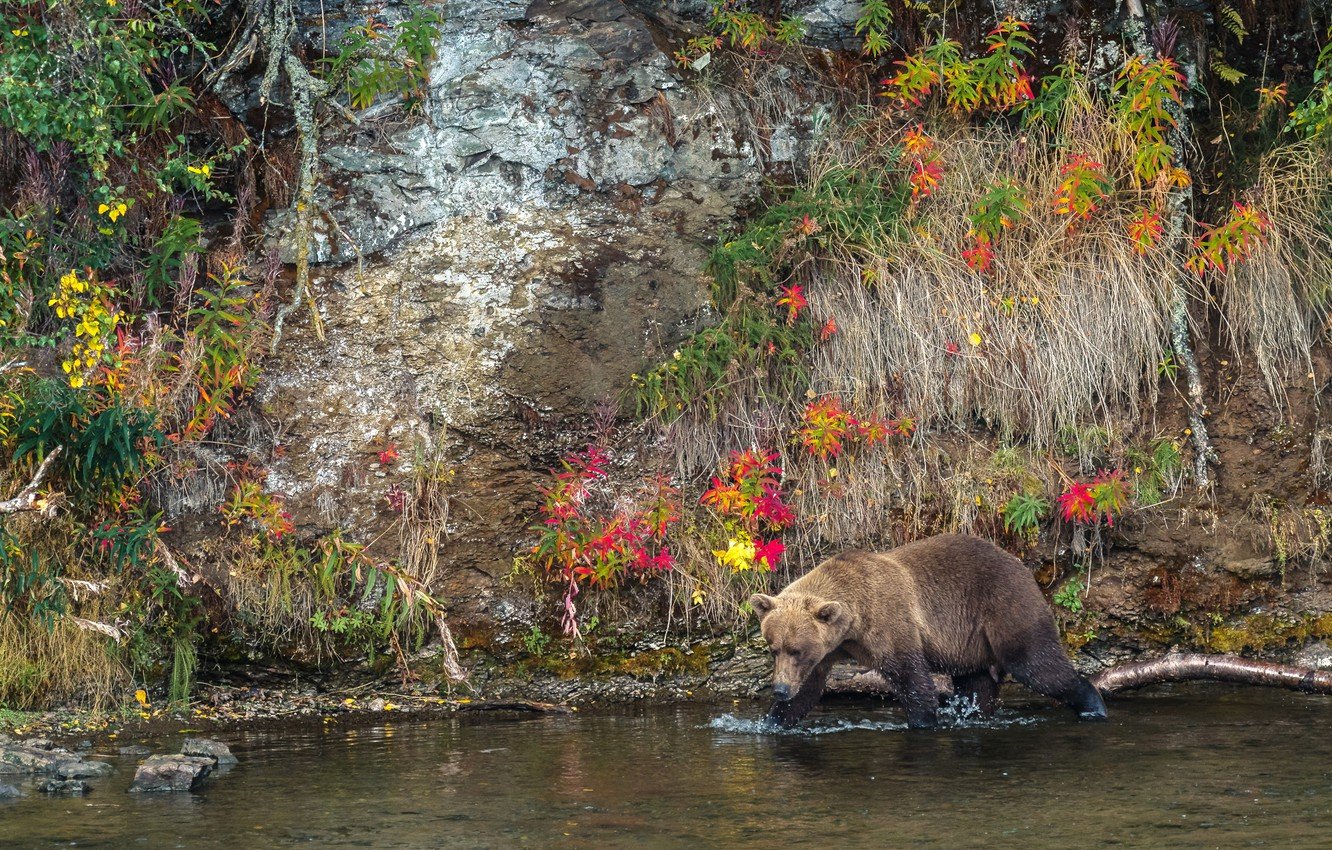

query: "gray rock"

left=1293, top=640, right=1332, bottom=670
left=0, top=743, right=67, bottom=775
left=181, top=737, right=238, bottom=766
left=129, top=755, right=214, bottom=793
left=21, top=738, right=56, bottom=751
left=54, top=759, right=114, bottom=779
left=117, top=744, right=153, bottom=757
left=0, top=782, right=22, bottom=798
left=39, top=779, right=90, bottom=796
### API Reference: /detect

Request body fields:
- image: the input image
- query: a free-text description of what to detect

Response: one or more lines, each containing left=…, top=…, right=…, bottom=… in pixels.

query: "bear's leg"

left=887, top=655, right=939, bottom=729
left=950, top=670, right=1000, bottom=715
left=766, top=656, right=834, bottom=727
left=1006, top=652, right=1107, bottom=720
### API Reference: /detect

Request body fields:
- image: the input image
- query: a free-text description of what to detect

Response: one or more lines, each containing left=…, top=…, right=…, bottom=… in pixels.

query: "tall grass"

left=0, top=612, right=127, bottom=709
left=807, top=110, right=1176, bottom=448
left=1216, top=143, right=1332, bottom=404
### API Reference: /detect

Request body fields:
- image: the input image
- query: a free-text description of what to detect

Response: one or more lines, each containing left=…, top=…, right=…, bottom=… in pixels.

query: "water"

left=4, top=686, right=1332, bottom=849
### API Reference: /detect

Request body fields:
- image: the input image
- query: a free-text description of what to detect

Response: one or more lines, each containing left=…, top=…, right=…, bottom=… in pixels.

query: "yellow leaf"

left=968, top=332, right=982, bottom=346
left=713, top=537, right=755, bottom=572
left=98, top=203, right=110, bottom=215
left=135, top=688, right=149, bottom=706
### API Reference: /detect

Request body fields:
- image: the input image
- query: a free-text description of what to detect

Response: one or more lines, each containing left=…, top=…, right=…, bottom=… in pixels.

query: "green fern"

left=1210, top=48, right=1247, bottom=84
left=1219, top=4, right=1248, bottom=43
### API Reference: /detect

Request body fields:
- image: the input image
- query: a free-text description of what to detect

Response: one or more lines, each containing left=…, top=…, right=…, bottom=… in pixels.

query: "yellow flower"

left=968, top=332, right=982, bottom=346
left=135, top=688, right=149, bottom=706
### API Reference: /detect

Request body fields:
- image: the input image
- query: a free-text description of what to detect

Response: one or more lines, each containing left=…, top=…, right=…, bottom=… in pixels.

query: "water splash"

left=707, top=697, right=1041, bottom=736
left=706, top=713, right=908, bottom=736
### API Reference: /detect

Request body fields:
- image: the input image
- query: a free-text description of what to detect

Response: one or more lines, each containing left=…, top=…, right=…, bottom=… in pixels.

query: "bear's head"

left=749, top=593, right=851, bottom=700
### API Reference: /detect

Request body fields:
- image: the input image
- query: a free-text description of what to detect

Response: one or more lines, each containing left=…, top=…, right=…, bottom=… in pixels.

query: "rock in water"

left=0, top=742, right=67, bottom=775
left=181, top=737, right=238, bottom=766
left=39, top=779, right=90, bottom=795
left=54, top=759, right=114, bottom=779
left=129, top=755, right=215, bottom=793
left=0, top=782, right=23, bottom=798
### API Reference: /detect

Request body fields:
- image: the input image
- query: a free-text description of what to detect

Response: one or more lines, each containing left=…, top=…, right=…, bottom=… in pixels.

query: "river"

left=4, top=685, right=1331, bottom=848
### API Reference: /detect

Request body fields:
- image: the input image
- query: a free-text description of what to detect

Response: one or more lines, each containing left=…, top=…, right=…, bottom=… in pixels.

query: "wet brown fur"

left=751, top=534, right=1106, bottom=727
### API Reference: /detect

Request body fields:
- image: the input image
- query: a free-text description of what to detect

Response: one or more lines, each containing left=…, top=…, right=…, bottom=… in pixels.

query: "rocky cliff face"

left=250, top=0, right=832, bottom=634
left=218, top=0, right=1332, bottom=664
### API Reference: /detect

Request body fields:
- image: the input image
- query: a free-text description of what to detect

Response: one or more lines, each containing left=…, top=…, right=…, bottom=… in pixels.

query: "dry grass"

left=1251, top=494, right=1332, bottom=578
left=807, top=107, right=1177, bottom=449
left=1216, top=143, right=1332, bottom=405
left=396, top=439, right=453, bottom=590
left=0, top=608, right=128, bottom=709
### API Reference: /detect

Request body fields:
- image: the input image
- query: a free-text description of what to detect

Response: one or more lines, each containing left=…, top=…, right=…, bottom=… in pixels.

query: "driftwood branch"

left=0, top=447, right=63, bottom=515
left=822, top=654, right=1332, bottom=701
left=1091, top=653, right=1332, bottom=695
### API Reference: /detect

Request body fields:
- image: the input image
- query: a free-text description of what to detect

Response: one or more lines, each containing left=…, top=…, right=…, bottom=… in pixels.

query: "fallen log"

left=1090, top=653, right=1332, bottom=695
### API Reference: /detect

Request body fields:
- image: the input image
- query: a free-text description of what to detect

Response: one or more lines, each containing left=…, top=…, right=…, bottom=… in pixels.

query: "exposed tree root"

left=0, top=446, right=62, bottom=515
left=1091, top=653, right=1332, bottom=695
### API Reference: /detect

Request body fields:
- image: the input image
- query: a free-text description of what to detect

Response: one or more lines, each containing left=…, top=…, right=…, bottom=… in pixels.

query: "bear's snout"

left=772, top=683, right=793, bottom=700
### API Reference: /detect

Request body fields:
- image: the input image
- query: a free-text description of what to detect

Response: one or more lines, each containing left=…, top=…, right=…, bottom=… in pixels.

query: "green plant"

left=1287, top=28, right=1332, bottom=139
left=1112, top=54, right=1186, bottom=184
left=318, top=7, right=444, bottom=112
left=855, top=0, right=893, bottom=57
left=523, top=625, right=552, bottom=657
left=10, top=379, right=161, bottom=504
left=1053, top=578, right=1084, bottom=613
left=882, top=20, right=1034, bottom=113
left=1127, top=438, right=1183, bottom=505
left=1001, top=492, right=1050, bottom=536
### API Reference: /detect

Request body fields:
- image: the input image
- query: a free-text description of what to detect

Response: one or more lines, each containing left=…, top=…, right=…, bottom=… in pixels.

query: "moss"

left=1204, top=612, right=1330, bottom=654
left=500, top=642, right=714, bottom=682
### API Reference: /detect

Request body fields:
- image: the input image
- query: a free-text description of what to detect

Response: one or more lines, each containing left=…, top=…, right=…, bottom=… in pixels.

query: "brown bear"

left=750, top=534, right=1107, bottom=728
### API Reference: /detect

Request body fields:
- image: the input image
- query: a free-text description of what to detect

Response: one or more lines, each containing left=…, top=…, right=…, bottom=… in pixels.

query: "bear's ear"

left=812, top=600, right=847, bottom=628
left=749, top=594, right=778, bottom=620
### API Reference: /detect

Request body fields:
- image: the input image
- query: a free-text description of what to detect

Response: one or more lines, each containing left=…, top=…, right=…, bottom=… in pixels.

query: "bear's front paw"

left=765, top=702, right=804, bottom=728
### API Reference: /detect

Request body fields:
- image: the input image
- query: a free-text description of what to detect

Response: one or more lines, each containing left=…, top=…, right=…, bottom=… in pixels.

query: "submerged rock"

left=38, top=779, right=90, bottom=796
left=181, top=737, right=238, bottom=766
left=117, top=744, right=153, bottom=757
left=0, top=782, right=22, bottom=798
left=53, top=759, right=114, bottom=779
left=129, top=755, right=214, bottom=793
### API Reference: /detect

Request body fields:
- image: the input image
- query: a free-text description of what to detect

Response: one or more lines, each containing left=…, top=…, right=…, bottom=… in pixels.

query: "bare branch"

left=1092, top=653, right=1332, bottom=695
left=0, top=447, right=64, bottom=516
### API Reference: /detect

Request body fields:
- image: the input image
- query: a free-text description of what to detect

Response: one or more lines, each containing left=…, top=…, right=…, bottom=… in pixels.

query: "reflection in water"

left=2, top=686, right=1332, bottom=849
